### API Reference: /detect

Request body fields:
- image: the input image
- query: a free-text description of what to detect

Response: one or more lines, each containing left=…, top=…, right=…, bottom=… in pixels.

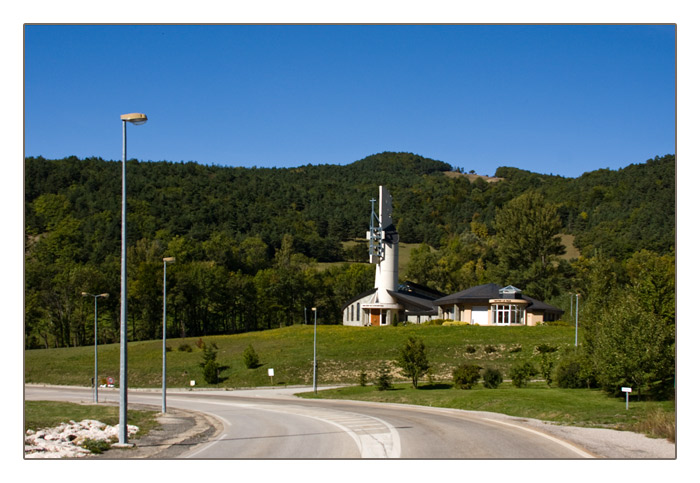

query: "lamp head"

left=163, top=257, right=176, bottom=263
left=120, top=113, right=148, bottom=125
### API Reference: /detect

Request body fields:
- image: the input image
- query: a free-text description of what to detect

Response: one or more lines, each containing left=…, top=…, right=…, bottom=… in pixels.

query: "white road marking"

left=178, top=398, right=401, bottom=458
left=482, top=418, right=594, bottom=458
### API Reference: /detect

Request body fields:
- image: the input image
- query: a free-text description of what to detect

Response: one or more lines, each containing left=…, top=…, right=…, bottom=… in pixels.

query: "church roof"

left=435, top=283, right=563, bottom=314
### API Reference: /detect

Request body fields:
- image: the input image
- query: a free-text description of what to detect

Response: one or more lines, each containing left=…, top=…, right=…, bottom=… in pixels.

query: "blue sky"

left=25, top=24, right=675, bottom=177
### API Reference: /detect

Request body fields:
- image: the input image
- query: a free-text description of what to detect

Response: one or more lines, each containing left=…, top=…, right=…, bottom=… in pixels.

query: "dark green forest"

left=25, top=152, right=675, bottom=369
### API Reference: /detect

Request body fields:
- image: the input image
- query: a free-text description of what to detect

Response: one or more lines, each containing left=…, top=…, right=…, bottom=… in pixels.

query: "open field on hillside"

left=25, top=324, right=577, bottom=389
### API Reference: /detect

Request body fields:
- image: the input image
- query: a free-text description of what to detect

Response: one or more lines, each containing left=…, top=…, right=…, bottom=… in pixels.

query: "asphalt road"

left=25, top=385, right=594, bottom=459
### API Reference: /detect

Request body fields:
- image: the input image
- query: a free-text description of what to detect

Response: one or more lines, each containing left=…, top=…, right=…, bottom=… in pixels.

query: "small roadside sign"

left=268, top=368, right=275, bottom=385
left=622, top=387, right=632, bottom=409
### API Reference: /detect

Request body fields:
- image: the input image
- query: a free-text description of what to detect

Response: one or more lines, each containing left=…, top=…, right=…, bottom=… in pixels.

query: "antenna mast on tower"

left=367, top=197, right=383, bottom=264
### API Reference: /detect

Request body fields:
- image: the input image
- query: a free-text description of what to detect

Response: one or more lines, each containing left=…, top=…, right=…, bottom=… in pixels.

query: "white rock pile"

left=25, top=419, right=139, bottom=458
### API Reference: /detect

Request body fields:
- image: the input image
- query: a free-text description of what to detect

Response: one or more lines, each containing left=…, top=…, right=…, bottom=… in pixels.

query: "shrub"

left=465, top=345, right=477, bottom=354
left=535, top=344, right=558, bottom=354
left=509, top=345, right=523, bottom=353
left=509, top=361, right=537, bottom=388
left=359, top=370, right=368, bottom=387
left=202, top=360, right=220, bottom=385
left=423, top=319, right=445, bottom=326
left=484, top=344, right=498, bottom=354
left=453, top=363, right=482, bottom=389
left=396, top=336, right=430, bottom=388
left=200, top=342, right=220, bottom=384
left=540, top=354, right=555, bottom=387
left=536, top=344, right=558, bottom=387
left=442, top=321, right=471, bottom=326
left=482, top=367, right=503, bottom=389
left=555, top=357, right=587, bottom=388
left=242, top=344, right=260, bottom=369
left=375, top=365, right=393, bottom=391
left=81, top=438, right=114, bottom=454
left=177, top=343, right=192, bottom=352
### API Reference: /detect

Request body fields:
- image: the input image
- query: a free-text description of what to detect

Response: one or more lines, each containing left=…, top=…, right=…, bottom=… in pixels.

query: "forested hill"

left=25, top=151, right=675, bottom=261
left=24, top=152, right=675, bottom=349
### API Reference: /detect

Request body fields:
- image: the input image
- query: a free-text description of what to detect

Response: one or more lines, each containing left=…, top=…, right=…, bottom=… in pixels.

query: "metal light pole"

left=312, top=307, right=317, bottom=393
left=162, top=257, right=175, bottom=413
left=575, top=293, right=580, bottom=347
left=81, top=292, right=109, bottom=403
left=119, top=112, right=147, bottom=445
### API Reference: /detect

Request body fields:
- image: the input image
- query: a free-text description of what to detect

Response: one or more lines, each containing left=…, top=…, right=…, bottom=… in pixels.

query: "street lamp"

left=575, top=293, right=580, bottom=347
left=81, top=292, right=109, bottom=403
left=162, top=257, right=175, bottom=413
left=312, top=307, right=317, bottom=393
left=118, top=112, right=147, bottom=445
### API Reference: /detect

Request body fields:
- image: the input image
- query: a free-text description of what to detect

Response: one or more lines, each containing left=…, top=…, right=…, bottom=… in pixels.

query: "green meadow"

left=25, top=324, right=576, bottom=388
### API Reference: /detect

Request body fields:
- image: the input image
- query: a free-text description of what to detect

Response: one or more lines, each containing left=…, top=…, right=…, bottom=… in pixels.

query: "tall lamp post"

left=312, top=307, right=317, bottom=393
left=81, top=292, right=109, bottom=403
left=575, top=293, right=580, bottom=347
left=119, top=112, right=147, bottom=445
left=162, top=257, right=175, bottom=413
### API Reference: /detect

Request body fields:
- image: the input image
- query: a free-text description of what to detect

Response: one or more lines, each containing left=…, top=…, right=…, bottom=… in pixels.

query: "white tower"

left=364, top=186, right=401, bottom=325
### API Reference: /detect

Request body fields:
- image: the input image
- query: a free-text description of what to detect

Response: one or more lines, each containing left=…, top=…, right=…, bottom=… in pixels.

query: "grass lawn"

left=25, top=400, right=160, bottom=436
left=25, top=325, right=577, bottom=388
left=299, top=382, right=676, bottom=441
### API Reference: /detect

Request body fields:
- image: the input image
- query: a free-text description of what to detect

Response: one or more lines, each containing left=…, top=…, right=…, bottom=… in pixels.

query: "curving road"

left=25, top=385, right=593, bottom=459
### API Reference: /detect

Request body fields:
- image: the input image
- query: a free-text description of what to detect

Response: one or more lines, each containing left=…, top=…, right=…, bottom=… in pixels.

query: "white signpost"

left=268, top=368, right=275, bottom=385
left=622, top=387, right=632, bottom=410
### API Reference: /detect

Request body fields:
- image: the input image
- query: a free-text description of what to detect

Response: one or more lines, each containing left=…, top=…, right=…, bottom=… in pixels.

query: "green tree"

left=589, top=294, right=675, bottom=399
left=493, top=191, right=565, bottom=300
left=200, top=342, right=220, bottom=384
left=242, top=344, right=260, bottom=369
left=396, top=336, right=430, bottom=388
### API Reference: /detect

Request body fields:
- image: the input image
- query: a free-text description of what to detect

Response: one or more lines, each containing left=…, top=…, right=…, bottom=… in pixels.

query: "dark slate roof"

left=434, top=283, right=501, bottom=305
left=522, top=296, right=565, bottom=314
left=435, top=283, right=564, bottom=314
left=388, top=290, right=439, bottom=315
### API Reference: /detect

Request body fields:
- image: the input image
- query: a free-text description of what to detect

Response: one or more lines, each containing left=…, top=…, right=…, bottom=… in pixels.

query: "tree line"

left=25, top=151, right=675, bottom=366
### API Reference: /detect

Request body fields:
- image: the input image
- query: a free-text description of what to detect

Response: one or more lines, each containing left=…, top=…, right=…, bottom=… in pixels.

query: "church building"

left=341, top=186, right=563, bottom=327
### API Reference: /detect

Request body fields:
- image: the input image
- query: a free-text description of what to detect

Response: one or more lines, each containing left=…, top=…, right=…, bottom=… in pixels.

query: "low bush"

left=484, top=344, right=498, bottom=354
left=442, top=321, right=471, bottom=326
left=482, top=367, right=503, bottom=389
left=555, top=349, right=596, bottom=389
left=375, top=365, right=393, bottom=391
left=555, top=357, right=587, bottom=388
left=453, top=363, right=481, bottom=389
left=509, top=361, right=537, bottom=388
left=177, top=343, right=192, bottom=352
left=242, top=344, right=260, bottom=369
left=81, top=438, right=114, bottom=454
left=465, top=345, right=477, bottom=354
left=359, top=370, right=368, bottom=387
left=422, top=319, right=445, bottom=326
